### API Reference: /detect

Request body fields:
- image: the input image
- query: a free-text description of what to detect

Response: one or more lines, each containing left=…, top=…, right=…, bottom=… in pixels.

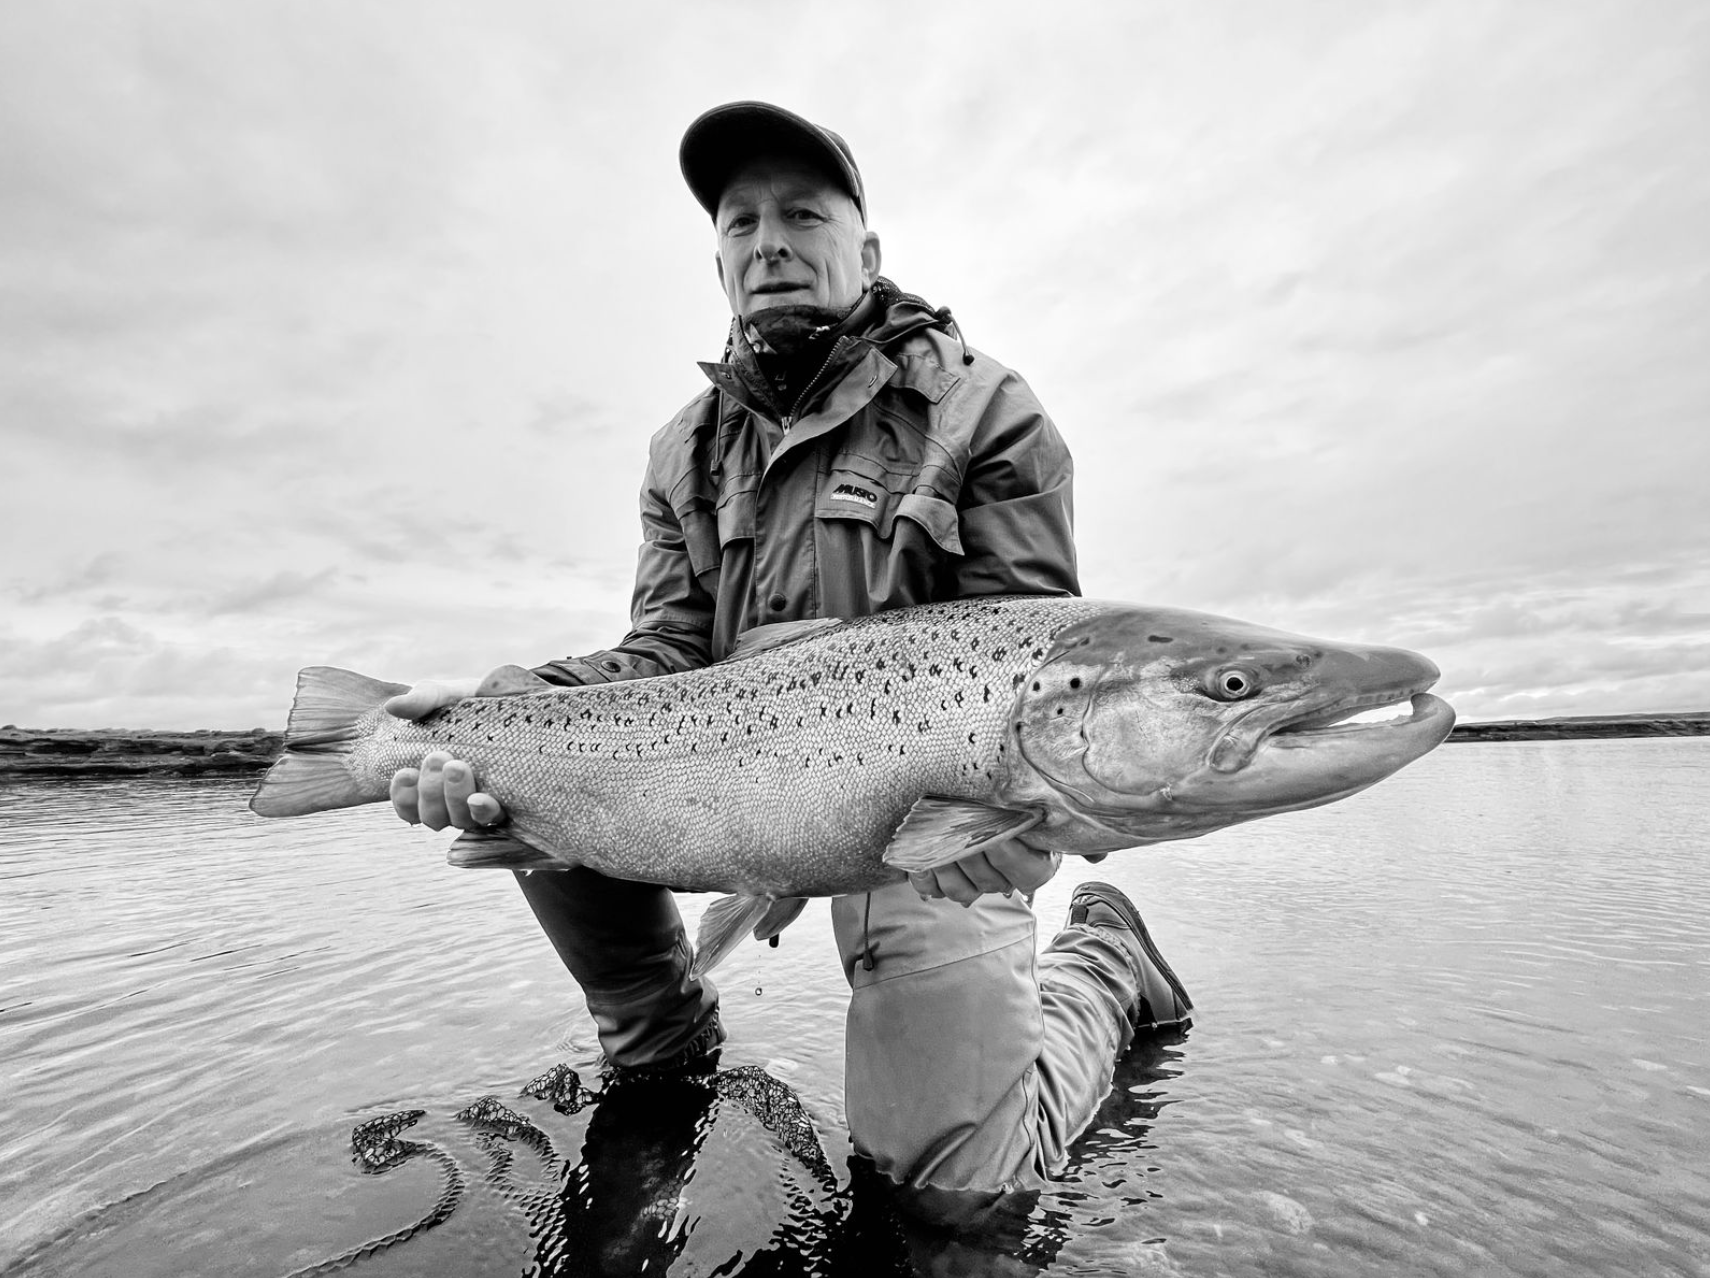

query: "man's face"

left=714, top=155, right=880, bottom=321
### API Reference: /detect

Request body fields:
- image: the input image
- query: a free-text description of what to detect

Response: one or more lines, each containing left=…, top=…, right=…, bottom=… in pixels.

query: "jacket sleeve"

left=952, top=369, right=1081, bottom=598
left=531, top=451, right=716, bottom=687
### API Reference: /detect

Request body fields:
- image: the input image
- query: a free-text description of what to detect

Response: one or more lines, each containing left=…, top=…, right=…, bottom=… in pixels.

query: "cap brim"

left=680, top=101, right=863, bottom=219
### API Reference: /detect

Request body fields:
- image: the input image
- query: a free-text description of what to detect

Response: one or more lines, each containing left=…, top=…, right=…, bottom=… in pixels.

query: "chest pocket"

left=814, top=454, right=964, bottom=613
left=816, top=472, right=962, bottom=551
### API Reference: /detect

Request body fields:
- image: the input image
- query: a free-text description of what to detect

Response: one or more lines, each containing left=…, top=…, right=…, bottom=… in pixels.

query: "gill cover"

left=1009, top=607, right=1325, bottom=808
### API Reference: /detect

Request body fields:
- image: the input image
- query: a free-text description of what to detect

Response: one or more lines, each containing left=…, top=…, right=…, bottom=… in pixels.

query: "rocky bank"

left=0, top=727, right=285, bottom=778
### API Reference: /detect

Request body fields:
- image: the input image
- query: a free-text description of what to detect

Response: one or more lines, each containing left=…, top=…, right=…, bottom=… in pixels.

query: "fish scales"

left=351, top=597, right=1109, bottom=896
left=255, top=594, right=1456, bottom=935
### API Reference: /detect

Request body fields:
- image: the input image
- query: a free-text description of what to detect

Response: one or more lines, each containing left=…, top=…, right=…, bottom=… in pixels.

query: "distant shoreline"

left=1445, top=713, right=1710, bottom=742
left=3, top=714, right=1708, bottom=778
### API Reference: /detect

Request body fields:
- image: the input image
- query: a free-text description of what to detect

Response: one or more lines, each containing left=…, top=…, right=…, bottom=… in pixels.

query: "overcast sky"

left=3, top=2, right=1706, bottom=728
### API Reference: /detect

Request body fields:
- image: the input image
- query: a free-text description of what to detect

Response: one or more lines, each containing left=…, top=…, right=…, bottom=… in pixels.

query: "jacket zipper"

left=780, top=337, right=848, bottom=432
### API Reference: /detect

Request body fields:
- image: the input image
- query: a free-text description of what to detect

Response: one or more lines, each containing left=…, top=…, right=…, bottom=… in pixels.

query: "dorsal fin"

left=474, top=664, right=555, bottom=697
left=723, top=618, right=846, bottom=662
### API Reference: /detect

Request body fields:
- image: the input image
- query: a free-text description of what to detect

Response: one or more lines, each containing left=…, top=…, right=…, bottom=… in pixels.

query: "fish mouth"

left=1268, top=690, right=1455, bottom=742
left=1201, top=689, right=1456, bottom=815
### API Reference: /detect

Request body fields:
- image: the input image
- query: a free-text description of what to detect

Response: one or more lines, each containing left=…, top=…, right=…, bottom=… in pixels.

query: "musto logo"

left=831, top=482, right=878, bottom=508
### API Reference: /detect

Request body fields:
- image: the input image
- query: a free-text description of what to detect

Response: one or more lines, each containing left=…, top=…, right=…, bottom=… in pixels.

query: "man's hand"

left=391, top=750, right=507, bottom=831
left=384, top=671, right=527, bottom=831
left=382, top=677, right=486, bottom=723
left=909, top=838, right=1063, bottom=906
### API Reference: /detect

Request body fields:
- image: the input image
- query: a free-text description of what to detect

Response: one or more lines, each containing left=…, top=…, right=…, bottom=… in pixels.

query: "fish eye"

left=1208, top=666, right=1260, bottom=700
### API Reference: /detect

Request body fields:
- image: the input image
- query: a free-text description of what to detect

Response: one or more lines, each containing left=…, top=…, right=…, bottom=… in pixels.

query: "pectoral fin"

left=880, top=796, right=1047, bottom=873
left=446, top=827, right=566, bottom=871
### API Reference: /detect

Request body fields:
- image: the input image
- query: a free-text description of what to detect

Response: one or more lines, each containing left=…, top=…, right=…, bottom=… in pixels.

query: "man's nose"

left=753, top=210, right=792, bottom=260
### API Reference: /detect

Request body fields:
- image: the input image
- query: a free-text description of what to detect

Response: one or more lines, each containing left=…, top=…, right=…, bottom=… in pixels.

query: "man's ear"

left=714, top=248, right=727, bottom=293
left=861, top=232, right=882, bottom=289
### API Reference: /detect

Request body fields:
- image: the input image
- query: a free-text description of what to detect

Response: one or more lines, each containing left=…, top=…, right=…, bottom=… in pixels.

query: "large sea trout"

left=250, top=596, right=1454, bottom=972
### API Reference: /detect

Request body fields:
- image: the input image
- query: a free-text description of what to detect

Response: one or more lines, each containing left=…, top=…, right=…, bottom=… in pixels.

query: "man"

left=388, top=102, right=1191, bottom=1219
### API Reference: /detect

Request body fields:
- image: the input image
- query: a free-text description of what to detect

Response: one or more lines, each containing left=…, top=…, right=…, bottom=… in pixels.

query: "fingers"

left=390, top=767, right=421, bottom=824
left=911, top=862, right=980, bottom=906
left=441, top=758, right=479, bottom=829
left=382, top=677, right=484, bottom=722
left=986, top=840, right=1063, bottom=894
left=415, top=751, right=453, bottom=829
left=908, top=848, right=1020, bottom=906
left=396, top=752, right=506, bottom=831
left=466, top=793, right=506, bottom=826
left=908, top=841, right=1064, bottom=905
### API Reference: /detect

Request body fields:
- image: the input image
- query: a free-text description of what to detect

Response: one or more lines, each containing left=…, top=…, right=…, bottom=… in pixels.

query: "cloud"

left=1, top=2, right=1705, bottom=727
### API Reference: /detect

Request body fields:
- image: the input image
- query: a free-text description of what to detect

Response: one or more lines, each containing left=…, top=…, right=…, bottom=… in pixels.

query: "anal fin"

left=881, top=795, right=1046, bottom=874
left=692, top=894, right=772, bottom=978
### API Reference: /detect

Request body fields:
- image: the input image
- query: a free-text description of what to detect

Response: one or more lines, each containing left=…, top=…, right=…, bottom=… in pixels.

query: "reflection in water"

left=525, top=1062, right=843, bottom=1277
left=285, top=1036, right=1184, bottom=1277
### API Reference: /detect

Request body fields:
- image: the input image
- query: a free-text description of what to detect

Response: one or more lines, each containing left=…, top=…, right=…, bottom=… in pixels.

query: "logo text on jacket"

left=831, top=482, right=879, bottom=509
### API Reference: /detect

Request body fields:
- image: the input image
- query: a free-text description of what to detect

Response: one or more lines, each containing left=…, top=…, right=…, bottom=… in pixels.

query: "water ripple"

left=3, top=743, right=1708, bottom=1274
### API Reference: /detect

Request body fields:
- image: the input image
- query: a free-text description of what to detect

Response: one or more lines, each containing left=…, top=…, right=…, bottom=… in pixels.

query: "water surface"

left=2, top=741, right=1706, bottom=1275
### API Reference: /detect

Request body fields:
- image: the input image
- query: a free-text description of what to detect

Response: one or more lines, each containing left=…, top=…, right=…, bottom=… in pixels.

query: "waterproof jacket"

left=534, top=280, right=1079, bottom=687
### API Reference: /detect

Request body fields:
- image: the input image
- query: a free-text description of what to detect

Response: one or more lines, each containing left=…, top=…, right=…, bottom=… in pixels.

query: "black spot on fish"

left=1069, top=677, right=1082, bottom=689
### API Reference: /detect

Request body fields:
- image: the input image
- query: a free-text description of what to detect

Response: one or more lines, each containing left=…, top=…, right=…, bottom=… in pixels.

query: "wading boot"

left=1065, top=882, right=1194, bottom=1031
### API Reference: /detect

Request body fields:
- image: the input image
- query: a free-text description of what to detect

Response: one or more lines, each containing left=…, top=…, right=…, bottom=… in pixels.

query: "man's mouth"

left=751, top=281, right=808, bottom=295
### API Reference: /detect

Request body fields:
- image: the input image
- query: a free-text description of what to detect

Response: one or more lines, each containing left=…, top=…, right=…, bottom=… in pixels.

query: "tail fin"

left=249, top=667, right=408, bottom=818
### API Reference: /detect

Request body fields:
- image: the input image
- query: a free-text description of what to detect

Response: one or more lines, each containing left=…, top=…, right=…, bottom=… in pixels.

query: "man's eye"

left=724, top=215, right=756, bottom=233
left=788, top=208, right=824, bottom=223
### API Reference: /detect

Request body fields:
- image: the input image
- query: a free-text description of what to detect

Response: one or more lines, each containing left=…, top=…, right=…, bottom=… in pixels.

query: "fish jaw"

left=1210, top=690, right=1456, bottom=814
left=1003, top=606, right=1456, bottom=846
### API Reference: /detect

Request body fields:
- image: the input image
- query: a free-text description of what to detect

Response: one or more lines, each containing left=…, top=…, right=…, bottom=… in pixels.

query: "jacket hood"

left=716, top=277, right=966, bottom=366
left=703, top=277, right=970, bottom=424
left=858, top=277, right=968, bottom=355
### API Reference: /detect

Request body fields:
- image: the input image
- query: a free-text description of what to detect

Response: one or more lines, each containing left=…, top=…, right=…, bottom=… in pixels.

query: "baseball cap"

left=680, top=101, right=866, bottom=221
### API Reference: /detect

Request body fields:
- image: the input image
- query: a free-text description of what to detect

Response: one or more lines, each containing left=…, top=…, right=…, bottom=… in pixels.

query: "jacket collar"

left=697, top=277, right=955, bottom=428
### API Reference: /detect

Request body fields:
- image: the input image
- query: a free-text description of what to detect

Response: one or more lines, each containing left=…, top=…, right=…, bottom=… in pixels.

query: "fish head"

left=1005, top=605, right=1456, bottom=846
